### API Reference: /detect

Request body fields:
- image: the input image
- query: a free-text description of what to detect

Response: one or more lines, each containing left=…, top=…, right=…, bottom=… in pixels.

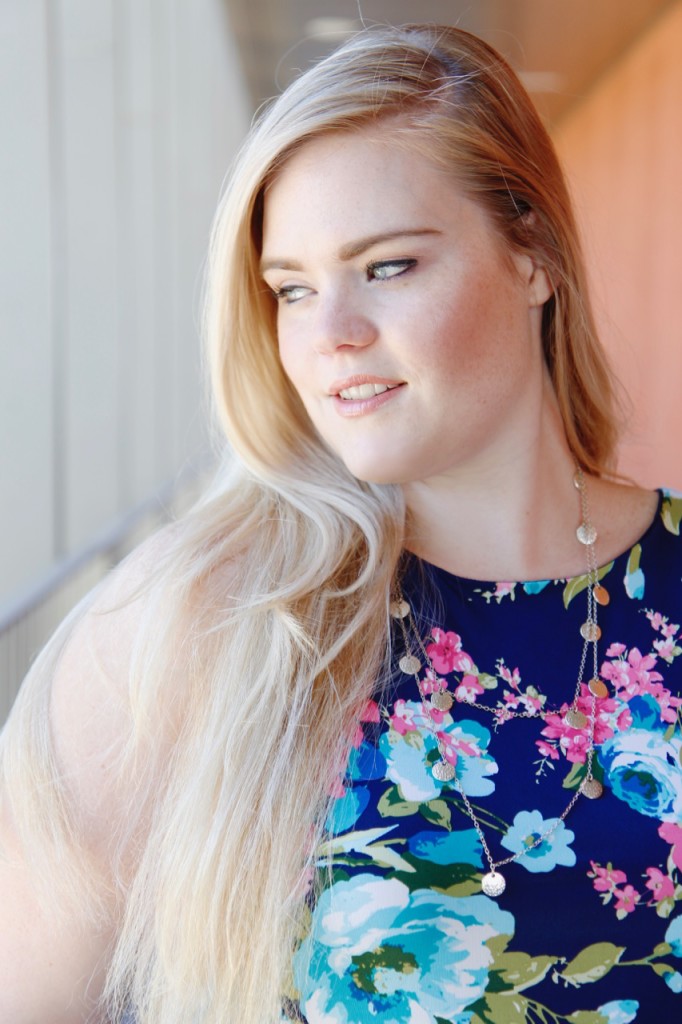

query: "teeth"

left=338, top=382, right=398, bottom=400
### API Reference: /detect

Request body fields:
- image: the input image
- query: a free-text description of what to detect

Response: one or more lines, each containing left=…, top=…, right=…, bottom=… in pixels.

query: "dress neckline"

left=402, top=488, right=664, bottom=592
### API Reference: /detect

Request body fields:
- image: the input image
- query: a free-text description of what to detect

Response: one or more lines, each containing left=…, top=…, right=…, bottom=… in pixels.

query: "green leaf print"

left=566, top=1012, right=608, bottom=1024
left=625, top=543, right=642, bottom=577
left=495, top=951, right=559, bottom=992
left=419, top=798, right=452, bottom=829
left=479, top=672, right=498, bottom=690
left=562, top=758, right=604, bottom=792
left=377, top=786, right=420, bottom=818
left=662, top=493, right=682, bottom=535
left=563, top=563, right=614, bottom=609
left=558, top=942, right=625, bottom=987
left=474, top=992, right=531, bottom=1023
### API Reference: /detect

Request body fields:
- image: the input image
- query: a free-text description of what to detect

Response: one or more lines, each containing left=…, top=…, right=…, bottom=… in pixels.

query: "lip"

left=327, top=374, right=404, bottom=397
left=328, top=375, right=406, bottom=417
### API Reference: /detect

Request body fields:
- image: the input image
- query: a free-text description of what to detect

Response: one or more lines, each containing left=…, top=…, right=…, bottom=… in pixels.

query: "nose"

left=313, top=293, right=378, bottom=355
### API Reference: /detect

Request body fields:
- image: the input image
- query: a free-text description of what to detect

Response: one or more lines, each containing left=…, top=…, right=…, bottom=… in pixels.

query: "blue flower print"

left=624, top=568, right=645, bottom=600
left=326, top=785, right=370, bottom=835
left=666, top=971, right=682, bottom=994
left=379, top=703, right=497, bottom=804
left=407, top=828, right=483, bottom=869
left=523, top=580, right=550, bottom=595
left=294, top=873, right=514, bottom=1024
left=596, top=1000, right=639, bottom=1024
left=666, top=914, right=682, bottom=956
left=500, top=810, right=576, bottom=873
left=599, top=724, right=682, bottom=821
left=348, top=740, right=387, bottom=782
left=624, top=543, right=645, bottom=600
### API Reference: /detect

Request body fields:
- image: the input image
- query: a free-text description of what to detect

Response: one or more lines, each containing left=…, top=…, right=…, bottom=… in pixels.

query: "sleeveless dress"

left=288, top=490, right=682, bottom=1024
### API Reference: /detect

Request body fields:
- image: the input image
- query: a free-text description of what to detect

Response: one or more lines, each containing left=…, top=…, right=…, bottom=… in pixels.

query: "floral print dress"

left=287, top=491, right=682, bottom=1024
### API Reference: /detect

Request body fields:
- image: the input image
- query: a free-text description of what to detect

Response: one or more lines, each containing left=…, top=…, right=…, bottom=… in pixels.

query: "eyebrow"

left=259, top=228, right=442, bottom=274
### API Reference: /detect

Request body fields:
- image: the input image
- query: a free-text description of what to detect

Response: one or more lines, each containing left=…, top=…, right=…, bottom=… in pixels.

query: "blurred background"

left=1, top=0, right=681, bottom=721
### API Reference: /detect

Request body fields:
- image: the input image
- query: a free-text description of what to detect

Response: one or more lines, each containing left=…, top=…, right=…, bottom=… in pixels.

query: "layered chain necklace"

left=390, top=469, right=605, bottom=899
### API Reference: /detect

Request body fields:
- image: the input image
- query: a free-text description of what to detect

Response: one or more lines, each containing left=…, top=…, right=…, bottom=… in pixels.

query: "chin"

left=341, top=454, right=418, bottom=487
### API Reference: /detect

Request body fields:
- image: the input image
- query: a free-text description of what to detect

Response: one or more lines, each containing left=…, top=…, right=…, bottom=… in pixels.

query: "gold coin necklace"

left=390, top=469, right=605, bottom=899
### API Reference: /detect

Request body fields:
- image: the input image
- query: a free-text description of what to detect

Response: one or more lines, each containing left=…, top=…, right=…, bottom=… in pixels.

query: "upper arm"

left=0, top=537, right=174, bottom=1022
left=0, top=797, right=115, bottom=1024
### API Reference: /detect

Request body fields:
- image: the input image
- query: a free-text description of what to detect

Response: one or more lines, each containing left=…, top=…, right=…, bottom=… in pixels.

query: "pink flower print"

left=646, top=611, right=666, bottom=632
left=540, top=687, right=617, bottom=763
left=351, top=723, right=365, bottom=748
left=498, top=661, right=522, bottom=691
left=644, top=866, right=675, bottom=903
left=659, top=822, right=682, bottom=871
left=436, top=726, right=481, bottom=766
left=642, top=682, right=682, bottom=723
left=360, top=699, right=380, bottom=723
left=661, top=621, right=680, bottom=639
left=606, top=642, right=626, bottom=657
left=329, top=776, right=346, bottom=799
left=454, top=673, right=483, bottom=703
left=537, top=739, right=560, bottom=761
left=613, top=885, right=640, bottom=915
left=654, top=637, right=677, bottom=662
left=390, top=699, right=418, bottom=736
left=563, top=731, right=589, bottom=763
left=601, top=647, right=664, bottom=698
left=426, top=628, right=463, bottom=674
left=494, top=581, right=515, bottom=601
left=601, top=658, right=631, bottom=689
left=451, top=649, right=476, bottom=673
left=627, top=648, right=663, bottom=686
left=421, top=668, right=447, bottom=696
left=615, top=706, right=633, bottom=732
left=589, top=860, right=627, bottom=893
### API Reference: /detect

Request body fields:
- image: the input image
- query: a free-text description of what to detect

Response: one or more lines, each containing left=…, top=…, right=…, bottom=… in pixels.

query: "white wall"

left=0, top=0, right=251, bottom=609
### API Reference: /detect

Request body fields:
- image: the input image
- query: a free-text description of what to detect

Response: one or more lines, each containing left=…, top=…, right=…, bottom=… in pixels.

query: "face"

left=260, top=128, right=552, bottom=486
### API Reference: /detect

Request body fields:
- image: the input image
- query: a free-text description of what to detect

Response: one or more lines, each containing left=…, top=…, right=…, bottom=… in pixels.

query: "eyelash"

left=366, top=258, right=417, bottom=281
left=270, top=257, right=418, bottom=304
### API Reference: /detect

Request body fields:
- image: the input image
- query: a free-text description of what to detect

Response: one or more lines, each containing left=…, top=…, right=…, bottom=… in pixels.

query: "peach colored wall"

left=553, top=0, right=682, bottom=490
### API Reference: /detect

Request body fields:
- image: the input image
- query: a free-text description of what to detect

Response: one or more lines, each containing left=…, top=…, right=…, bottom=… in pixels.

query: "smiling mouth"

left=338, top=382, right=401, bottom=400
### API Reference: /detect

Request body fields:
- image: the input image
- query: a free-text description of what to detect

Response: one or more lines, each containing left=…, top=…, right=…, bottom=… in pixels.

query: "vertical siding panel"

left=554, top=2, right=682, bottom=487
left=0, top=1, right=54, bottom=605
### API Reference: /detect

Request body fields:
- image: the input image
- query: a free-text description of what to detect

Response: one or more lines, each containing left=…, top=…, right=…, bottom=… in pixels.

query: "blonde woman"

left=2, top=23, right=681, bottom=1024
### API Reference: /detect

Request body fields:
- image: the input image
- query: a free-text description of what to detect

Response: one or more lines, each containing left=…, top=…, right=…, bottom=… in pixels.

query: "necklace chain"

left=390, top=469, right=605, bottom=898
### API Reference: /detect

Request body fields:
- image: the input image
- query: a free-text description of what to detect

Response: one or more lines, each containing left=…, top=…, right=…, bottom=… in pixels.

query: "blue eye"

left=366, top=258, right=417, bottom=281
left=271, top=284, right=311, bottom=304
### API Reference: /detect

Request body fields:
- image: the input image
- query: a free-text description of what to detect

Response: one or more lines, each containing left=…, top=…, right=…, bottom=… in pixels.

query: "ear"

left=527, top=260, right=553, bottom=307
left=511, top=248, right=553, bottom=308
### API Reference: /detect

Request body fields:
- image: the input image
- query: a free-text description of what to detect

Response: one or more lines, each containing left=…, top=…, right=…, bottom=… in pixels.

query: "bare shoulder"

left=588, top=477, right=660, bottom=564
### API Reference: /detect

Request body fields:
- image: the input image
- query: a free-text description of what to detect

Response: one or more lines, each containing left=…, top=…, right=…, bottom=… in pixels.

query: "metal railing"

left=0, top=467, right=206, bottom=723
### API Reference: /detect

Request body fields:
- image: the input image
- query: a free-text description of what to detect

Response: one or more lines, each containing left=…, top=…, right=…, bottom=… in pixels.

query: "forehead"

left=261, top=126, right=483, bottom=256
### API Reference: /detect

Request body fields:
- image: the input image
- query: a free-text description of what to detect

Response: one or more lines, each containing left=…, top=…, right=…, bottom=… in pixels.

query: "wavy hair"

left=1, top=24, right=619, bottom=1024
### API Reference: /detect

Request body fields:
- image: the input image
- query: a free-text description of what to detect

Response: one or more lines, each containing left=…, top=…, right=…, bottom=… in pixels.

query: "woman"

left=1, top=23, right=681, bottom=1024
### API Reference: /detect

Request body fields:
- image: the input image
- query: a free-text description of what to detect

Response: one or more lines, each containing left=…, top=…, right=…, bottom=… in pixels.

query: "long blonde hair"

left=1, top=24, right=619, bottom=1024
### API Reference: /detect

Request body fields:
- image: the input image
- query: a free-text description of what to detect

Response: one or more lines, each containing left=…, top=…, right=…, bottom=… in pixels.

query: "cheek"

left=277, top=329, right=316, bottom=414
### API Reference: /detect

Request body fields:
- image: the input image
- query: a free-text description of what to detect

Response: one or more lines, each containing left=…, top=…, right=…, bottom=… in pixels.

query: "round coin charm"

left=565, top=708, right=587, bottom=729
left=389, top=599, right=410, bottom=619
left=593, top=584, right=610, bottom=606
left=399, top=654, right=422, bottom=675
left=580, top=621, right=601, bottom=642
left=588, top=677, right=609, bottom=699
left=576, top=523, right=598, bottom=546
left=582, top=778, right=604, bottom=800
left=432, top=760, right=455, bottom=782
left=481, top=871, right=506, bottom=898
left=431, top=690, right=454, bottom=712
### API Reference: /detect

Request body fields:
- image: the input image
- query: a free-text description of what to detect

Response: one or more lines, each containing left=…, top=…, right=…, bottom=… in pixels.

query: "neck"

left=402, top=390, right=585, bottom=582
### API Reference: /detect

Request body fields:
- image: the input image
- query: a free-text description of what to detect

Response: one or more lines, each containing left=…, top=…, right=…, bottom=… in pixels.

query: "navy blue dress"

left=290, top=491, right=682, bottom=1023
